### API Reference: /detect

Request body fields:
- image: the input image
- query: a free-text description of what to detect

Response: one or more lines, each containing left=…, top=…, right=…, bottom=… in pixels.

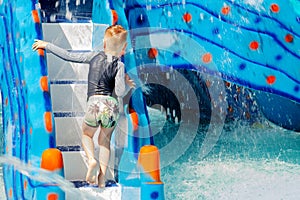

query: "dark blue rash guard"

left=45, top=43, right=130, bottom=100
left=88, top=51, right=118, bottom=97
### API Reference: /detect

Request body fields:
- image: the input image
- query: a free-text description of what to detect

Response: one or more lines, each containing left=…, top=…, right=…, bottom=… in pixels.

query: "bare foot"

left=86, top=158, right=97, bottom=184
left=98, top=170, right=105, bottom=188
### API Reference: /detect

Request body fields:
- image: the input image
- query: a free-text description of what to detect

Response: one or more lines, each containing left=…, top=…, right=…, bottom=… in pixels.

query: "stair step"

left=61, top=151, right=87, bottom=181
left=57, top=145, right=81, bottom=152
left=72, top=180, right=118, bottom=188
left=61, top=149, right=115, bottom=182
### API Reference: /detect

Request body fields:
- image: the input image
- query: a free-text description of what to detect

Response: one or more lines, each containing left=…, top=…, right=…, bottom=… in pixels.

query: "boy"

left=32, top=25, right=135, bottom=187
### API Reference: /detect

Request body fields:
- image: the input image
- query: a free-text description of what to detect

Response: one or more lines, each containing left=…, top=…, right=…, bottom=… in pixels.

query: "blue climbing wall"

left=0, top=1, right=64, bottom=199
left=125, top=0, right=300, bottom=103
left=93, top=0, right=300, bottom=130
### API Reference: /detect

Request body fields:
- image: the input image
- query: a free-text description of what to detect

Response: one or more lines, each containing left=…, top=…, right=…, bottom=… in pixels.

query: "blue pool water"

left=161, top=127, right=300, bottom=199
left=150, top=109, right=300, bottom=200
left=0, top=108, right=300, bottom=199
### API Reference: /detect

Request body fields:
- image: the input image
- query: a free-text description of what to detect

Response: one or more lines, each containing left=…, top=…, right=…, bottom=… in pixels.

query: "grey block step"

left=61, top=149, right=115, bottom=182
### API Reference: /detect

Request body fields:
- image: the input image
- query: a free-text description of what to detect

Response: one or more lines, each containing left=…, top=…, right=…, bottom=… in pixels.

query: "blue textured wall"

left=0, top=1, right=63, bottom=199
left=124, top=0, right=300, bottom=102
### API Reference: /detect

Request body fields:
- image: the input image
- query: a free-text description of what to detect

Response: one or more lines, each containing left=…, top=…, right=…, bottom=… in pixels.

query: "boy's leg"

left=97, top=126, right=115, bottom=187
left=82, top=122, right=98, bottom=183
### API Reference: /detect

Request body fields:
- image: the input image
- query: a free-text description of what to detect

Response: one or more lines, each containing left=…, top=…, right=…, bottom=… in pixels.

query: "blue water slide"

left=255, top=91, right=300, bottom=131
left=0, top=1, right=64, bottom=199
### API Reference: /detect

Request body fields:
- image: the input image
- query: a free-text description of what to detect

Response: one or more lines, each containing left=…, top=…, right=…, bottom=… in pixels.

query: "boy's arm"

left=115, top=62, right=134, bottom=97
left=45, top=43, right=97, bottom=63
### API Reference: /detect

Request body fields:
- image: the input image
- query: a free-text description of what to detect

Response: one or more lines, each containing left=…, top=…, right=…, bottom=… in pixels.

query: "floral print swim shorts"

left=84, top=95, right=119, bottom=128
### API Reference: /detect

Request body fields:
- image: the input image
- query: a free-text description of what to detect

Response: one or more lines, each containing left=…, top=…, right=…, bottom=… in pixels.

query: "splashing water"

left=149, top=107, right=300, bottom=200
left=0, top=156, right=113, bottom=200
left=159, top=124, right=300, bottom=199
left=162, top=158, right=300, bottom=200
left=0, top=166, right=4, bottom=199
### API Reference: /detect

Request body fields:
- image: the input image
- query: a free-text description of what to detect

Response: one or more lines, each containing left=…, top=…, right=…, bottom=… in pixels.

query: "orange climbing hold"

left=148, top=48, right=158, bottom=59
left=24, top=180, right=28, bottom=190
left=32, top=10, right=40, bottom=23
left=47, top=193, right=59, bottom=200
left=249, top=41, right=259, bottom=50
left=266, top=75, right=276, bottom=85
left=270, top=3, right=280, bottom=13
left=221, top=6, right=230, bottom=15
left=285, top=34, right=294, bottom=43
left=40, top=76, right=49, bottom=92
left=130, top=111, right=139, bottom=131
left=206, top=80, right=211, bottom=87
left=41, top=148, right=63, bottom=171
left=9, top=188, right=12, bottom=198
left=38, top=49, right=45, bottom=56
left=202, top=52, right=212, bottom=63
left=111, top=10, right=118, bottom=25
left=44, top=112, right=53, bottom=133
left=225, top=81, right=231, bottom=87
left=183, top=12, right=192, bottom=23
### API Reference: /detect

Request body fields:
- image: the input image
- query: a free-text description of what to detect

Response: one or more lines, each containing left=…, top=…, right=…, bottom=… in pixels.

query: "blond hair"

left=104, top=25, right=128, bottom=56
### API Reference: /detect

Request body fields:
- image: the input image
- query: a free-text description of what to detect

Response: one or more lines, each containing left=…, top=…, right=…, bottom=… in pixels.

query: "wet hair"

left=104, top=25, right=127, bottom=55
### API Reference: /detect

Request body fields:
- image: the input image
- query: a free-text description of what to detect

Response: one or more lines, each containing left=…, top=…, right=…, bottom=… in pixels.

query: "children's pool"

left=159, top=124, right=300, bottom=199
left=151, top=109, right=300, bottom=200
left=1, top=109, right=300, bottom=200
